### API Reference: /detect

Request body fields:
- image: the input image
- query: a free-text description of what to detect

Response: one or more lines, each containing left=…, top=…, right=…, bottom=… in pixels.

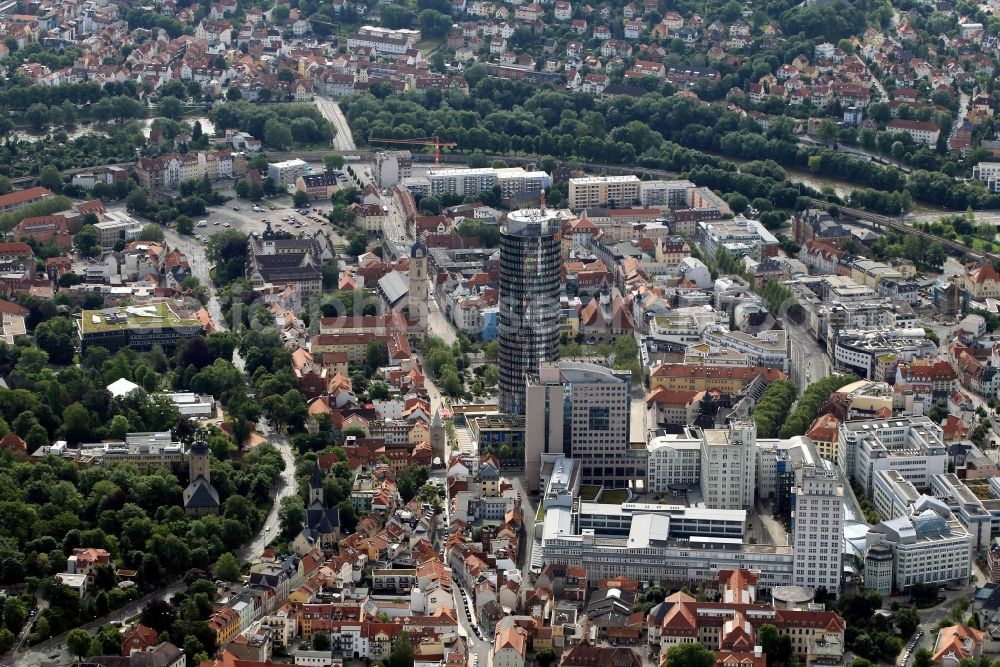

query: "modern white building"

left=701, top=421, right=757, bottom=510
left=928, top=473, right=993, bottom=550
left=268, top=159, right=309, bottom=187
left=837, top=416, right=948, bottom=497
left=872, top=469, right=922, bottom=522
left=864, top=496, right=972, bottom=595
left=94, top=212, right=145, bottom=248
left=647, top=432, right=702, bottom=491
left=972, top=162, right=1000, bottom=193
left=792, top=464, right=845, bottom=597
left=412, top=167, right=551, bottom=198
left=702, top=327, right=789, bottom=372
left=638, top=179, right=695, bottom=208
left=697, top=215, right=779, bottom=261
left=372, top=150, right=412, bottom=188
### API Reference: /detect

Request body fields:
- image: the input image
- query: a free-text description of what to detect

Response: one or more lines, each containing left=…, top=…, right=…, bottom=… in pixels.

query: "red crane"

left=368, top=136, right=458, bottom=167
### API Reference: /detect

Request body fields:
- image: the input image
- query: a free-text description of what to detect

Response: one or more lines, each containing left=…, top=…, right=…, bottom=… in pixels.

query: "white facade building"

left=792, top=465, right=845, bottom=597
left=972, top=162, right=1000, bottom=193
left=647, top=433, right=701, bottom=491
left=838, top=416, right=948, bottom=497
left=701, top=421, right=757, bottom=510
left=864, top=496, right=972, bottom=594
left=268, top=159, right=309, bottom=187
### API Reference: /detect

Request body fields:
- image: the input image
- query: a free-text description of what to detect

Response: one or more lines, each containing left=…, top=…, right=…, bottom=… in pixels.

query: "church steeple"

left=188, top=438, right=210, bottom=482
left=309, top=460, right=324, bottom=505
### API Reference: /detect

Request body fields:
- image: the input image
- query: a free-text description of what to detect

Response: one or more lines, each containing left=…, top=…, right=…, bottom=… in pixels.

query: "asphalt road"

left=314, top=96, right=357, bottom=153
left=787, top=318, right=831, bottom=391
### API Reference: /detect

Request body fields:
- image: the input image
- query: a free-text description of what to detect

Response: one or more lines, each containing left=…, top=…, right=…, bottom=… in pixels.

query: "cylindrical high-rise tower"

left=498, top=207, right=562, bottom=415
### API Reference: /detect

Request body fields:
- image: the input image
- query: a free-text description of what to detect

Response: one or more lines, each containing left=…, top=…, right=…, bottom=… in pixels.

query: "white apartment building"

left=792, top=465, right=845, bottom=596
left=972, top=162, right=1000, bottom=193
left=864, top=496, right=972, bottom=594
left=697, top=215, right=779, bottom=261
left=872, top=469, right=922, bottom=522
left=701, top=421, right=757, bottom=510
left=373, top=150, right=412, bottom=188
left=702, top=327, right=789, bottom=372
left=638, top=179, right=695, bottom=208
left=541, top=502, right=796, bottom=587
left=885, top=119, right=941, bottom=146
left=837, top=416, right=948, bottom=497
left=268, top=159, right=309, bottom=187
left=94, top=212, right=144, bottom=248
left=929, top=473, right=993, bottom=550
left=419, top=167, right=551, bottom=198
left=647, top=433, right=701, bottom=491
left=568, top=175, right=640, bottom=210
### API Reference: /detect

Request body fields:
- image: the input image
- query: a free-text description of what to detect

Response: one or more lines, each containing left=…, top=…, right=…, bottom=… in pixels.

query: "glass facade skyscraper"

left=498, top=207, right=562, bottom=415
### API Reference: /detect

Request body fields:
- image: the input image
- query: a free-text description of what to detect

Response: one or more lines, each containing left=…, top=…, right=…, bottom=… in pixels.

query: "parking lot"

left=191, top=195, right=343, bottom=246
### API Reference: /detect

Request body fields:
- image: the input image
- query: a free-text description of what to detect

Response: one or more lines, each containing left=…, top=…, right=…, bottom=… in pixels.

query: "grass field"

left=597, top=489, right=630, bottom=505
left=79, top=302, right=198, bottom=333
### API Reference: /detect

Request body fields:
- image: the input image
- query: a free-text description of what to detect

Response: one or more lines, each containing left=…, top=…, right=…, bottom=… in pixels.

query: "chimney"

left=754, top=646, right=763, bottom=658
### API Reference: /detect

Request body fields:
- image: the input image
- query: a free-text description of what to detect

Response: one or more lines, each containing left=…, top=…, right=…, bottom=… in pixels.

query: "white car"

left=196, top=220, right=208, bottom=227
left=223, top=222, right=231, bottom=227
left=252, top=206, right=264, bottom=212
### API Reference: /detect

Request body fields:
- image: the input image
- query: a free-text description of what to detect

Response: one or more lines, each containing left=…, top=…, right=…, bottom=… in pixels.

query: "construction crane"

left=368, top=136, right=458, bottom=167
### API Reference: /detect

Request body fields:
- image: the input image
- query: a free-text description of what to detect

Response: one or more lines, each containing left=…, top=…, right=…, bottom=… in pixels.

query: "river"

left=11, top=115, right=215, bottom=144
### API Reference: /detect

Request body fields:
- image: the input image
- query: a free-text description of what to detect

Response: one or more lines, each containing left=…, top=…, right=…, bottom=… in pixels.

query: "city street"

left=314, top=96, right=357, bottom=152
left=787, top=318, right=831, bottom=392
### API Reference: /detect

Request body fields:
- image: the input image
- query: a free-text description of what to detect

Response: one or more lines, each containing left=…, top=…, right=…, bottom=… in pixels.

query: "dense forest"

left=342, top=85, right=1000, bottom=215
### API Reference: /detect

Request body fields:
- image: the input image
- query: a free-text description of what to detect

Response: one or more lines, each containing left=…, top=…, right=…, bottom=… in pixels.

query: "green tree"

left=536, top=649, right=556, bottom=667
left=25, top=103, right=48, bottom=131
left=278, top=495, right=305, bottom=538
left=38, top=165, right=64, bottom=193
left=126, top=187, right=150, bottom=213
left=913, top=648, right=933, bottom=667
left=383, top=631, right=414, bottom=667
left=74, top=224, right=101, bottom=257
left=293, top=190, right=311, bottom=208
left=108, top=415, right=130, bottom=440
left=664, top=643, right=715, bottom=667
left=0, top=628, right=15, bottom=655
left=176, top=215, right=194, bottom=235
left=3, top=597, right=27, bottom=633
left=139, top=224, right=165, bottom=242
left=156, top=96, right=183, bottom=120
left=66, top=628, right=93, bottom=660
left=213, top=552, right=241, bottom=582
left=312, top=632, right=330, bottom=651
left=264, top=118, right=293, bottom=150
left=62, top=403, right=94, bottom=444
left=323, top=153, right=345, bottom=171
left=365, top=340, right=388, bottom=372
left=815, top=119, right=840, bottom=145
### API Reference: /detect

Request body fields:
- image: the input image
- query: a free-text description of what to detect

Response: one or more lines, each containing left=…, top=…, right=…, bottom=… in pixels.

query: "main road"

left=314, top=95, right=357, bottom=153
left=179, top=221, right=301, bottom=559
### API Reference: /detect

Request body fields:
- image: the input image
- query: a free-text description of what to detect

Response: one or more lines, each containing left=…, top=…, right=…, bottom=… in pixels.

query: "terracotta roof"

left=0, top=187, right=51, bottom=208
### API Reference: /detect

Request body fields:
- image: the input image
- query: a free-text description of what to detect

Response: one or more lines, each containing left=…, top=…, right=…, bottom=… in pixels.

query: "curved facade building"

left=498, top=207, right=562, bottom=415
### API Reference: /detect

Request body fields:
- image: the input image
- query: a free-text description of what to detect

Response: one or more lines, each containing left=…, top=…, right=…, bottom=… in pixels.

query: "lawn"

left=79, top=302, right=198, bottom=333
left=579, top=485, right=601, bottom=501
left=597, top=489, right=630, bottom=505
